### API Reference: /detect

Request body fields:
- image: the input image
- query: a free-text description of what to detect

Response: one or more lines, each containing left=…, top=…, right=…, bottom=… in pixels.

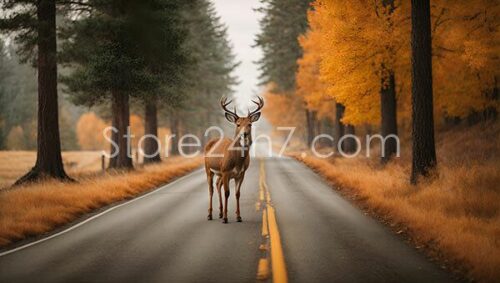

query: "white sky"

left=211, top=0, right=264, bottom=112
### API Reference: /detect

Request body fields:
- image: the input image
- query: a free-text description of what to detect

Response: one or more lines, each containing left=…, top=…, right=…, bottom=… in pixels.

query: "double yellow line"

left=257, top=159, right=288, bottom=283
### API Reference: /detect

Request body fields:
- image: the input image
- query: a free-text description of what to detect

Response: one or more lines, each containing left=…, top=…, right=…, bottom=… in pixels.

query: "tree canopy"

left=255, top=0, right=313, bottom=93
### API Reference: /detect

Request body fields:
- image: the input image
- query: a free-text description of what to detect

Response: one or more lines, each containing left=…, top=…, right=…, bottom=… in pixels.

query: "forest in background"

left=254, top=1, right=499, bottom=280
left=0, top=0, right=237, bottom=170
left=256, top=0, right=498, bottom=182
left=0, top=0, right=498, bottom=280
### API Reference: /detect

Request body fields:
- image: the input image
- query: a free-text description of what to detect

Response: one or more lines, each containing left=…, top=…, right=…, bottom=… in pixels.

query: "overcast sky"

left=211, top=0, right=264, bottom=112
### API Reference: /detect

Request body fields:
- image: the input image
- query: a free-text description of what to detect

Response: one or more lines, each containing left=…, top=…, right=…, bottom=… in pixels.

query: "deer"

left=204, top=96, right=264, bottom=223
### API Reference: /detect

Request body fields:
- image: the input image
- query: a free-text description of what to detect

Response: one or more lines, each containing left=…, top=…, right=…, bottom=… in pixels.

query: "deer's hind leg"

left=222, top=173, right=230, bottom=224
left=216, top=176, right=223, bottom=218
left=206, top=169, right=214, bottom=220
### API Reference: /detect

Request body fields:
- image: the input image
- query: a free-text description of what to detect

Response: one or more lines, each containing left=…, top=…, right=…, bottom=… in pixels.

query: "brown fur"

left=204, top=97, right=263, bottom=223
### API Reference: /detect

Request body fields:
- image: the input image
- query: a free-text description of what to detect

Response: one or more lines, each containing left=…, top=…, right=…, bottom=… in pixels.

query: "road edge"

left=0, top=168, right=203, bottom=257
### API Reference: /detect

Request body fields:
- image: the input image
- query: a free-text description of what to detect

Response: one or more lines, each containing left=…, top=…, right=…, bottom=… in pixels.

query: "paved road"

left=0, top=157, right=456, bottom=283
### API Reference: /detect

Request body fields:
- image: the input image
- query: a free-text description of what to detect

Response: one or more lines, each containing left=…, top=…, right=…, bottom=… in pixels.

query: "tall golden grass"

left=292, top=122, right=500, bottom=282
left=0, top=157, right=203, bottom=247
left=0, top=151, right=106, bottom=188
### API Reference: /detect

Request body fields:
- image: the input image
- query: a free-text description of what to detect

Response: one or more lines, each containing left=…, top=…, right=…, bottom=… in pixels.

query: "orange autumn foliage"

left=296, top=26, right=334, bottom=120
left=76, top=112, right=109, bottom=150
left=298, top=0, right=499, bottom=126
left=305, top=0, right=410, bottom=126
left=129, top=114, right=144, bottom=149
left=432, top=1, right=500, bottom=117
left=262, top=86, right=305, bottom=136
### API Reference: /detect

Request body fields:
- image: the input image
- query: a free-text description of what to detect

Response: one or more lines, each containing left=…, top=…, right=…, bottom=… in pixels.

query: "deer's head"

left=221, top=96, right=264, bottom=149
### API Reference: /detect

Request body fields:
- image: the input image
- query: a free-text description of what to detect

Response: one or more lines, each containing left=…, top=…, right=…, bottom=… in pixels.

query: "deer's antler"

left=220, top=96, right=239, bottom=118
left=248, top=96, right=264, bottom=116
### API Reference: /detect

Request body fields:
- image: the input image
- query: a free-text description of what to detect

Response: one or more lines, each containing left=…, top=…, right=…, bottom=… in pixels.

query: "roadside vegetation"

left=0, top=157, right=202, bottom=247
left=0, top=0, right=236, bottom=182
left=257, top=1, right=498, bottom=282
left=0, top=0, right=231, bottom=249
left=291, top=121, right=500, bottom=282
left=0, top=151, right=103, bottom=188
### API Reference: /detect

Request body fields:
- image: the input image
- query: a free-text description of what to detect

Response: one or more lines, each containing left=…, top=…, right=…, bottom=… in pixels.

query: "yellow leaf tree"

left=76, top=112, right=108, bottom=150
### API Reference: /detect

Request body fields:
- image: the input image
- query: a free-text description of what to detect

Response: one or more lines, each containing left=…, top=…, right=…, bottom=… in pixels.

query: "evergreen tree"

left=137, top=0, right=187, bottom=163
left=166, top=0, right=238, bottom=155
left=0, top=39, right=7, bottom=149
left=255, top=0, right=312, bottom=93
left=0, top=44, right=39, bottom=150
left=255, top=0, right=313, bottom=146
left=61, top=0, right=178, bottom=169
left=1, top=0, right=71, bottom=184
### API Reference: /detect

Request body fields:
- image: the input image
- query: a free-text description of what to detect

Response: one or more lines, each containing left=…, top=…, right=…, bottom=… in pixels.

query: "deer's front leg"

left=222, top=173, right=230, bottom=224
left=235, top=175, right=244, bottom=222
left=216, top=177, right=223, bottom=218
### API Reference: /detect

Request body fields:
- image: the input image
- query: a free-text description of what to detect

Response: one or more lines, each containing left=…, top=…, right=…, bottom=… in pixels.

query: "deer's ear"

left=249, top=112, right=261, bottom=122
left=225, top=112, right=238, bottom=123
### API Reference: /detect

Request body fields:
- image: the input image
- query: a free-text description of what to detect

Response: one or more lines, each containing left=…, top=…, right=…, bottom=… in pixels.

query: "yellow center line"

left=262, top=208, right=269, bottom=237
left=266, top=205, right=287, bottom=283
left=257, top=258, right=270, bottom=280
left=257, top=159, right=288, bottom=283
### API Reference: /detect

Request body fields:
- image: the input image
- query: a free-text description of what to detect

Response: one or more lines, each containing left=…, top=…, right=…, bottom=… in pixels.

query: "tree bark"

left=379, top=0, right=398, bottom=164
left=305, top=109, right=314, bottom=147
left=108, top=112, right=118, bottom=168
left=108, top=90, right=133, bottom=169
left=313, top=111, right=320, bottom=136
left=410, top=0, right=436, bottom=184
left=320, top=117, right=334, bottom=147
left=143, top=97, right=161, bottom=163
left=15, top=0, right=71, bottom=185
left=343, top=124, right=357, bottom=153
left=380, top=70, right=398, bottom=163
left=170, top=112, right=180, bottom=156
left=334, top=103, right=345, bottom=149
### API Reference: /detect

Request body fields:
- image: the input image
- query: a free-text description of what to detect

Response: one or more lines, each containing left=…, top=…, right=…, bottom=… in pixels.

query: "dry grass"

left=0, top=151, right=106, bottom=188
left=292, top=121, right=500, bottom=283
left=0, top=156, right=203, bottom=247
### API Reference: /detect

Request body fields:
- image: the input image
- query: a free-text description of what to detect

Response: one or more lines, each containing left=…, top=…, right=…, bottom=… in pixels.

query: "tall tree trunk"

left=143, top=97, right=161, bottom=164
left=320, top=117, right=334, bottom=147
left=108, top=90, right=133, bottom=169
left=170, top=112, right=180, bottom=156
left=380, top=0, right=398, bottom=164
left=334, top=103, right=345, bottom=150
left=108, top=112, right=118, bottom=168
left=313, top=111, right=320, bottom=136
left=380, top=70, right=398, bottom=163
left=343, top=125, right=357, bottom=153
left=305, top=109, right=314, bottom=147
left=410, top=0, right=436, bottom=184
left=15, top=0, right=71, bottom=185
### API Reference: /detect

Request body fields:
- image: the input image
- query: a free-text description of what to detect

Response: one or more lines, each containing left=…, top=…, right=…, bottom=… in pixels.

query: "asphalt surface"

left=0, top=157, right=457, bottom=283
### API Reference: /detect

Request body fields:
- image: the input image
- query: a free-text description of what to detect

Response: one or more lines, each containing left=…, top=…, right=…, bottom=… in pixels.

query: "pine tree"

left=255, top=0, right=312, bottom=93
left=0, top=39, right=8, bottom=149
left=165, top=0, right=238, bottom=154
left=137, top=0, right=187, bottom=163
left=1, top=0, right=72, bottom=184
left=61, top=0, right=177, bottom=169
left=256, top=0, right=313, bottom=145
